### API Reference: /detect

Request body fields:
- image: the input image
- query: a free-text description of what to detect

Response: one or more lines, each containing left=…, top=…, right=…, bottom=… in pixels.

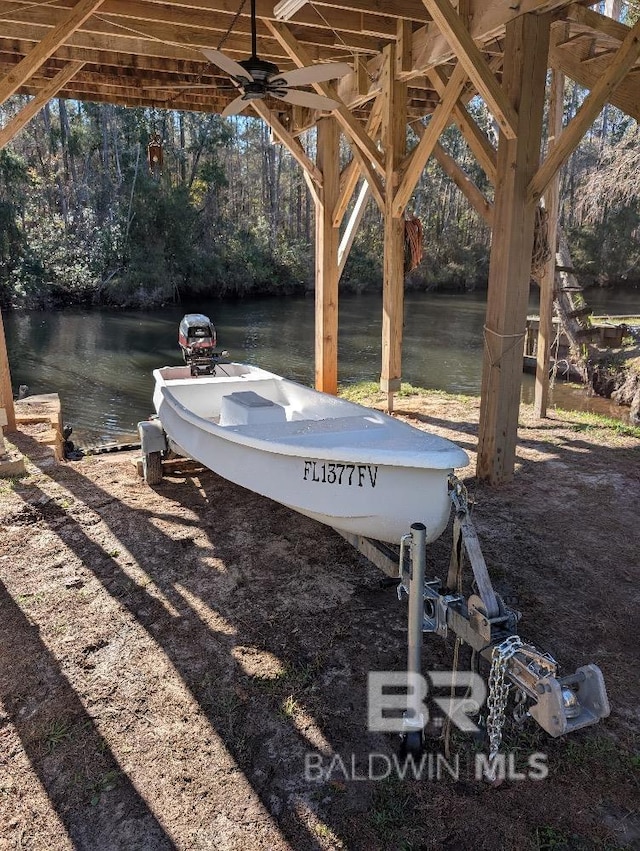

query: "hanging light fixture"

left=147, top=134, right=163, bottom=172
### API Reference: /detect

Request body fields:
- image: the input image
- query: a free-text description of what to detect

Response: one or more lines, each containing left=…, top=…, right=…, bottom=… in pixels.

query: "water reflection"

left=4, top=287, right=639, bottom=446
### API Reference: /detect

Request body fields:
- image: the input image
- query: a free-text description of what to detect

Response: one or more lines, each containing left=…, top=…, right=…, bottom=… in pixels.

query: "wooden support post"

left=534, top=61, right=564, bottom=419
left=396, top=19, right=414, bottom=76
left=477, top=13, right=551, bottom=485
left=315, top=117, right=340, bottom=395
left=380, top=44, right=407, bottom=413
left=0, top=310, right=16, bottom=432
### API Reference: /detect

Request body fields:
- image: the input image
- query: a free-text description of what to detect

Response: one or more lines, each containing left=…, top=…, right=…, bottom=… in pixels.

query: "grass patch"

left=0, top=472, right=29, bottom=494
left=552, top=408, right=640, bottom=439
left=339, top=381, right=474, bottom=406
left=88, top=770, right=120, bottom=806
left=562, top=733, right=639, bottom=785
left=370, top=777, right=414, bottom=842
left=44, top=718, right=73, bottom=752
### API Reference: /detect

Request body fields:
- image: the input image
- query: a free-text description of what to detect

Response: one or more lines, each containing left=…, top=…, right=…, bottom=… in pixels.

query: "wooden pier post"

left=0, top=309, right=16, bottom=433
left=477, top=13, right=551, bottom=484
left=534, top=58, right=565, bottom=418
left=380, top=44, right=407, bottom=413
left=314, top=117, right=340, bottom=395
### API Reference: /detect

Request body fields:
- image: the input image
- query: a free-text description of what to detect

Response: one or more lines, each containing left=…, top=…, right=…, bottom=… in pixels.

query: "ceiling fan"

left=199, top=0, right=352, bottom=117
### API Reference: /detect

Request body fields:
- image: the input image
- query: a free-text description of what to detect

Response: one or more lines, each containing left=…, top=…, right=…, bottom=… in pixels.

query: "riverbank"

left=1, top=391, right=638, bottom=850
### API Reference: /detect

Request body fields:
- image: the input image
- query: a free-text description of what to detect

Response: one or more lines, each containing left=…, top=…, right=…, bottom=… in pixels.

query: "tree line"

left=0, top=84, right=637, bottom=311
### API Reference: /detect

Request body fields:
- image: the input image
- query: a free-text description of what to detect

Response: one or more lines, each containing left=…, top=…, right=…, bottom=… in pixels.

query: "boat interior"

left=157, top=363, right=375, bottom=427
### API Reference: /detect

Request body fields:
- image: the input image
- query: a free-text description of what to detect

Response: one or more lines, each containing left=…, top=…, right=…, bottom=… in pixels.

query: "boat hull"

left=153, top=364, right=468, bottom=544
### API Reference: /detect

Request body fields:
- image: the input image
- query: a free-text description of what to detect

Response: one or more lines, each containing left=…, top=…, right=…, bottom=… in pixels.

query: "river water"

left=4, top=287, right=639, bottom=447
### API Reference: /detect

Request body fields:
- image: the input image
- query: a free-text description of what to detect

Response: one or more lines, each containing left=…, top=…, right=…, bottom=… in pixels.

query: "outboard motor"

left=178, top=313, right=218, bottom=375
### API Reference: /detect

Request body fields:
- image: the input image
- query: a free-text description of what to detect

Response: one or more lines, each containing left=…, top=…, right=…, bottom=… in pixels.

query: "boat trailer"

left=339, top=475, right=609, bottom=768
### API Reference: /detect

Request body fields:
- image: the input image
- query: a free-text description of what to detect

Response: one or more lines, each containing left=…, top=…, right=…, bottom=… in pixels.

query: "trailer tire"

left=143, top=451, right=163, bottom=485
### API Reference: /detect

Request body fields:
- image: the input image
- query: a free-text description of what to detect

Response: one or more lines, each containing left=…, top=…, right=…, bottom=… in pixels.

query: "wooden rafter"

left=393, top=61, right=467, bottom=217
left=0, top=61, right=85, bottom=149
left=564, top=5, right=630, bottom=42
left=428, top=64, right=497, bottom=183
left=550, top=40, right=640, bottom=122
left=333, top=92, right=383, bottom=227
left=0, top=0, right=103, bottom=106
left=250, top=99, right=323, bottom=201
left=529, top=17, right=640, bottom=205
left=432, top=141, right=493, bottom=224
left=419, top=0, right=518, bottom=138
left=0, top=1, right=384, bottom=59
left=263, top=19, right=386, bottom=183
left=338, top=180, right=371, bottom=276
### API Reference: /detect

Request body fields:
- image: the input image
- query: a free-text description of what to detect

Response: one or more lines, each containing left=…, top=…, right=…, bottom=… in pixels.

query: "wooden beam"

left=428, top=64, right=497, bottom=183
left=477, top=12, right=551, bottom=485
left=264, top=19, right=386, bottom=183
left=393, top=62, right=467, bottom=217
left=550, top=39, right=640, bottom=123
left=420, top=0, right=518, bottom=139
left=396, top=18, right=414, bottom=76
left=380, top=44, right=407, bottom=411
left=0, top=310, right=15, bottom=432
left=530, top=18, right=640, bottom=205
left=338, top=180, right=370, bottom=276
left=0, top=0, right=103, bottom=106
left=565, top=5, right=629, bottom=42
left=0, top=62, right=84, bottom=149
left=534, top=61, right=564, bottom=419
left=432, top=141, right=493, bottom=224
left=315, top=117, right=340, bottom=395
left=0, top=0, right=384, bottom=59
left=250, top=99, right=323, bottom=201
left=333, top=92, right=383, bottom=227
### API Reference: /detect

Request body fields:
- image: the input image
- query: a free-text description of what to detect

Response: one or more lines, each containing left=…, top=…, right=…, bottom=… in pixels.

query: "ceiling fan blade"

left=272, top=62, right=352, bottom=88
left=222, top=95, right=250, bottom=118
left=202, top=48, right=249, bottom=81
left=274, top=89, right=339, bottom=111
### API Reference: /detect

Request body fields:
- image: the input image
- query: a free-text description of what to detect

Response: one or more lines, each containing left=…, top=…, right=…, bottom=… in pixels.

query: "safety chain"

left=448, top=473, right=469, bottom=515
left=485, top=634, right=523, bottom=781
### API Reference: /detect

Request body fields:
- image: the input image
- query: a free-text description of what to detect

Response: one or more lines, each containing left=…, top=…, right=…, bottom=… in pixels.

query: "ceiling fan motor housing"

left=238, top=56, right=281, bottom=82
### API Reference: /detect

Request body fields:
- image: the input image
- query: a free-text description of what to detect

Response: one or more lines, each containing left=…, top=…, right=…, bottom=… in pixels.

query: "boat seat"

left=219, top=390, right=287, bottom=427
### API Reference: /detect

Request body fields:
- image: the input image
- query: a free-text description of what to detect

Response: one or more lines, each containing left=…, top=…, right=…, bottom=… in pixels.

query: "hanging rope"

left=531, top=204, right=551, bottom=280
left=404, top=215, right=423, bottom=273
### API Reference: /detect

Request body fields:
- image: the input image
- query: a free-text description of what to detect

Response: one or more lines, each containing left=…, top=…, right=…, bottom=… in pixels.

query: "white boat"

left=151, top=362, right=469, bottom=545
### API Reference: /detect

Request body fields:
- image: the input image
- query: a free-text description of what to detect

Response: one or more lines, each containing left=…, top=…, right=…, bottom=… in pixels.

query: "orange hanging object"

left=404, top=215, right=423, bottom=273
left=147, top=135, right=163, bottom=171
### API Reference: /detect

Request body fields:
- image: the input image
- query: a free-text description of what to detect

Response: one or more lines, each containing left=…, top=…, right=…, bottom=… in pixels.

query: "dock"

left=524, top=314, right=631, bottom=374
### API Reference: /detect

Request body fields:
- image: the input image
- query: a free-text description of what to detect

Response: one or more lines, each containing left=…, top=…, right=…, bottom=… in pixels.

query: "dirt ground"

left=0, top=392, right=638, bottom=851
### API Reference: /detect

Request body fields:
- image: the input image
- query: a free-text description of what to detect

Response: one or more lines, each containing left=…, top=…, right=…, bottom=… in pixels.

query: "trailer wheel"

left=143, top=451, right=163, bottom=485
left=401, top=730, right=424, bottom=757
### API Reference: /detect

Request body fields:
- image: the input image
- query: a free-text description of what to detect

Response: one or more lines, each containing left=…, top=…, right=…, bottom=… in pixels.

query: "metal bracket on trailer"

left=338, top=478, right=610, bottom=742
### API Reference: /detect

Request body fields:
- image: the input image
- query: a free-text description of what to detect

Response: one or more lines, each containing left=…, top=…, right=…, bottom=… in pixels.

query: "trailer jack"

left=339, top=476, right=610, bottom=764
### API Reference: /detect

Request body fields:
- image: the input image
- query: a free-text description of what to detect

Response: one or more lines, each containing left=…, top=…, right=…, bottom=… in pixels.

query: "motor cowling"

left=178, top=313, right=217, bottom=374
